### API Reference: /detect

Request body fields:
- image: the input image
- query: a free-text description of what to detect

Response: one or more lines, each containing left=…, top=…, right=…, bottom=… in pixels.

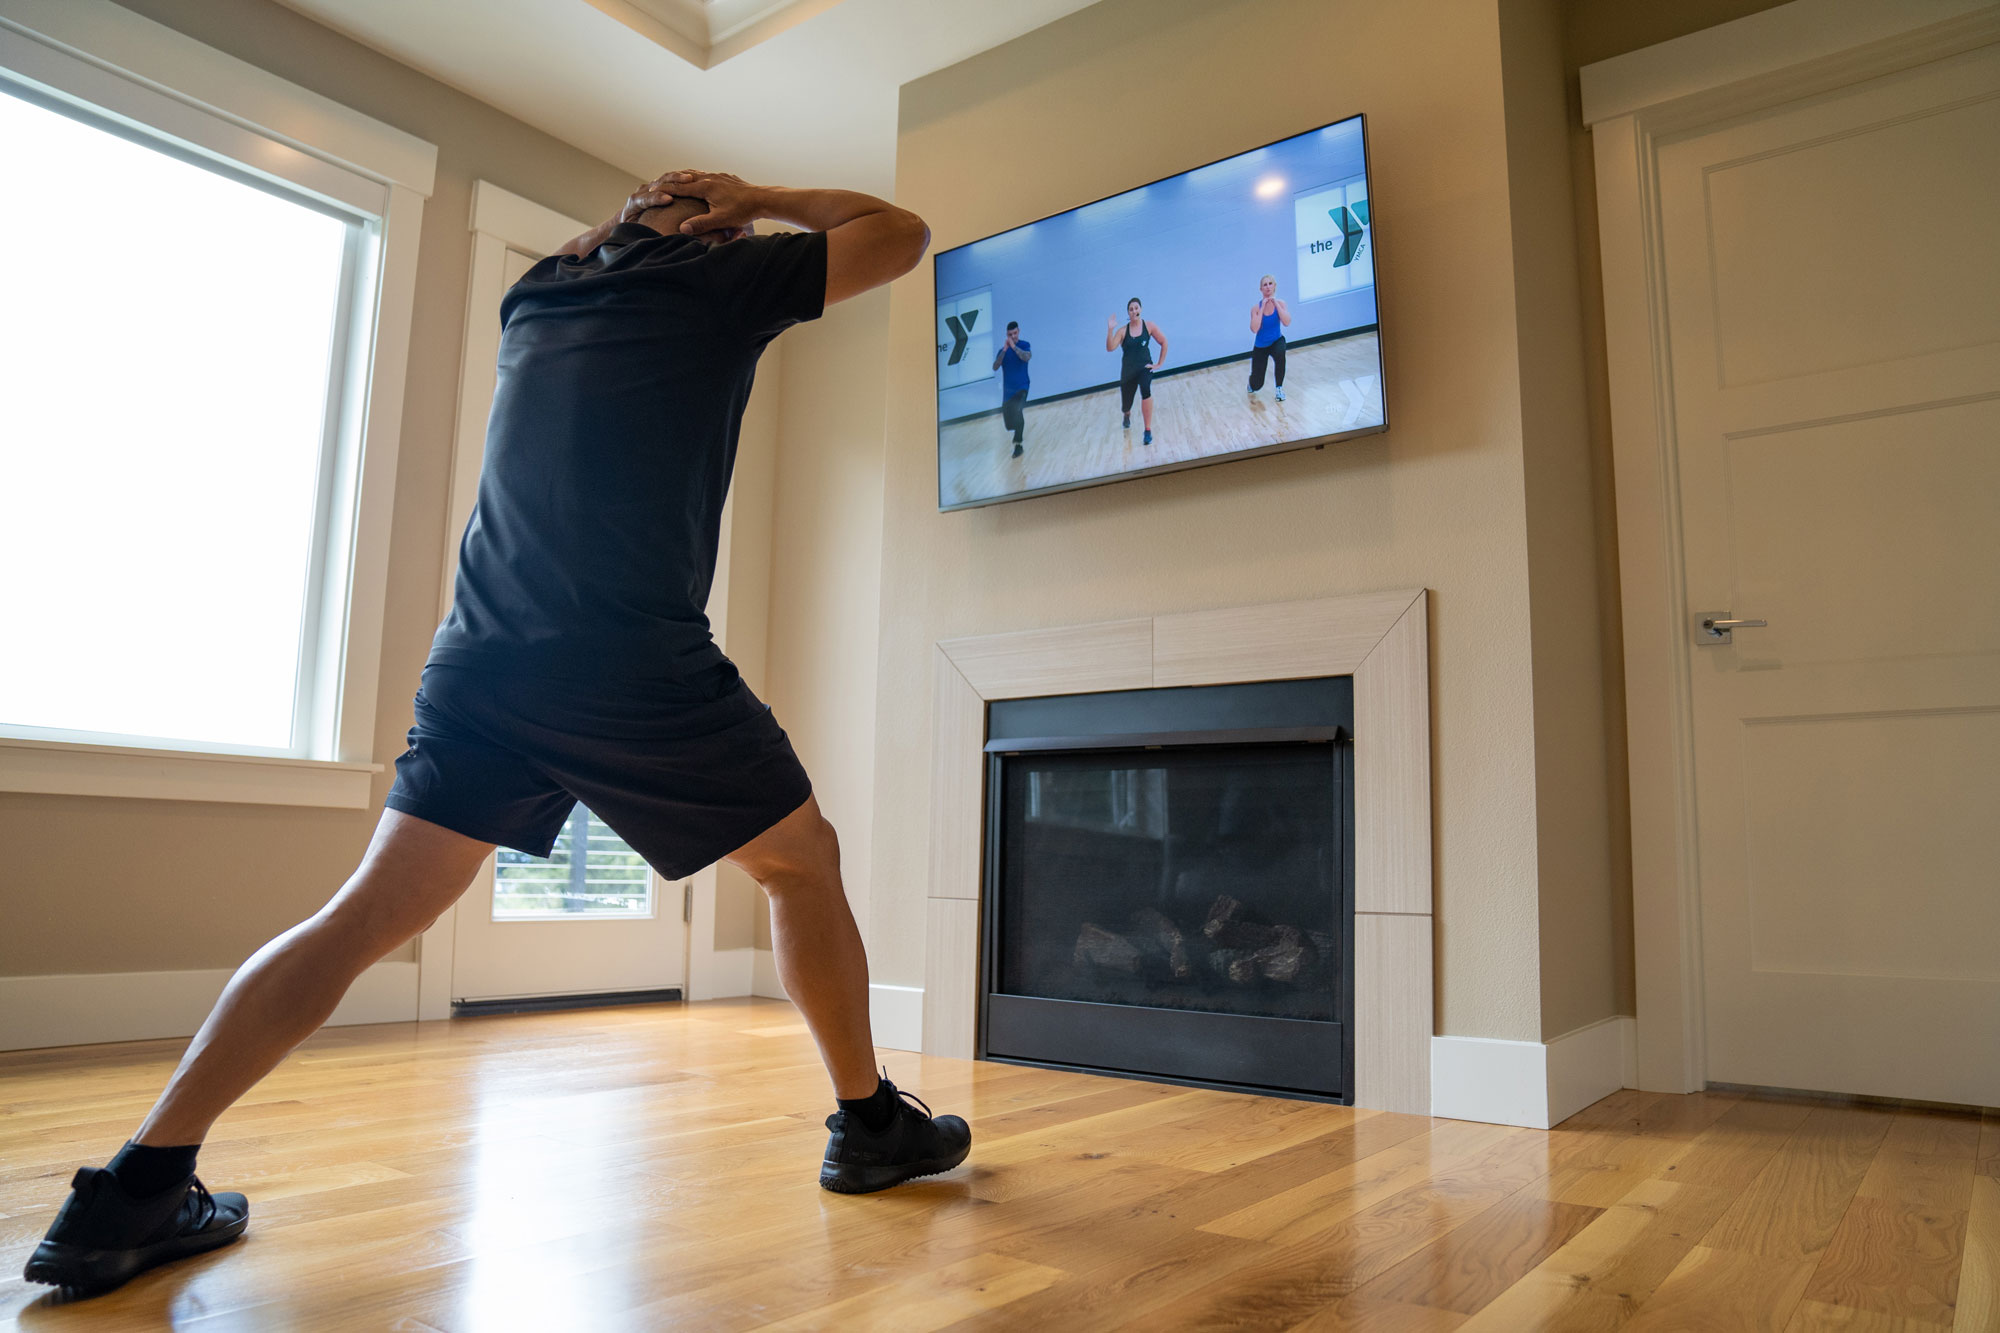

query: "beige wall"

left=0, top=0, right=641, bottom=975
left=1500, top=0, right=1622, bottom=1040
left=1551, top=0, right=1795, bottom=1025
left=873, top=0, right=1557, bottom=1042
left=760, top=291, right=894, bottom=951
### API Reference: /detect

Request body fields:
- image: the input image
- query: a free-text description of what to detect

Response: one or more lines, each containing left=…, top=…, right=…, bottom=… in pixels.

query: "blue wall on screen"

left=934, top=118, right=1376, bottom=422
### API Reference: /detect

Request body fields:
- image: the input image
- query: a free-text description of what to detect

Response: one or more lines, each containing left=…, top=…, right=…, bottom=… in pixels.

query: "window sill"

left=0, top=737, right=381, bottom=808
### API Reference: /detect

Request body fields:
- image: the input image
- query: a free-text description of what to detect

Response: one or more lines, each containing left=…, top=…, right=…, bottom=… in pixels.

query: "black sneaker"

left=819, top=1080, right=970, bottom=1194
left=1011, top=442, right=1024, bottom=458
left=22, top=1167, right=248, bottom=1296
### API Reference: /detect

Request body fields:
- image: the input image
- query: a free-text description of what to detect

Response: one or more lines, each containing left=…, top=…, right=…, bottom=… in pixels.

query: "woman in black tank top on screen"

left=1105, top=296, right=1168, bottom=446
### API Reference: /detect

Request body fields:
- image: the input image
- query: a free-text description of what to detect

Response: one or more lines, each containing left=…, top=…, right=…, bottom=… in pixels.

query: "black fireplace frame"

left=978, top=678, right=1356, bottom=1102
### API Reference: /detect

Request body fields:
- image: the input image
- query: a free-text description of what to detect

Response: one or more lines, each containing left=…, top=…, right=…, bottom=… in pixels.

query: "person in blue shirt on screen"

left=991, top=320, right=1031, bottom=458
left=1248, top=274, right=1291, bottom=402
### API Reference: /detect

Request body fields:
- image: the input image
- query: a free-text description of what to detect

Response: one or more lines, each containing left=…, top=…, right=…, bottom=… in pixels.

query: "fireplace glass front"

left=980, top=679, right=1353, bottom=1100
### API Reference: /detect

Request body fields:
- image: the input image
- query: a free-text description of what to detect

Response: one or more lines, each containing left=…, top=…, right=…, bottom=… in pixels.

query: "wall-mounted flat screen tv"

left=934, top=114, right=1385, bottom=511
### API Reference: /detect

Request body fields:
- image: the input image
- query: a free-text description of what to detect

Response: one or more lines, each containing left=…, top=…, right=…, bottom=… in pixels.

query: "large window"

left=0, top=69, right=387, bottom=759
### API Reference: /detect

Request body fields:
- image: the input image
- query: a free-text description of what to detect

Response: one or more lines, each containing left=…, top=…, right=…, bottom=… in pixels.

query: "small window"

left=0, top=85, right=368, bottom=756
left=493, top=808, right=655, bottom=919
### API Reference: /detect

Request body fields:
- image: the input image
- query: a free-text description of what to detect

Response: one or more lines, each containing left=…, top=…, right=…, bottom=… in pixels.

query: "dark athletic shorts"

left=1119, top=365, right=1154, bottom=413
left=384, top=662, right=813, bottom=879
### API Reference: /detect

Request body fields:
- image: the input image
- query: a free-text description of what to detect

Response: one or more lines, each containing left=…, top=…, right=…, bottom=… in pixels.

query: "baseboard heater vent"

left=452, top=987, right=683, bottom=1018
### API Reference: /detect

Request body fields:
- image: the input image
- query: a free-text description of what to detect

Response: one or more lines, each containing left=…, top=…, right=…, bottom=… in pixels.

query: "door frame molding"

left=418, top=180, right=588, bottom=1019
left=1583, top=0, right=2000, bottom=1091
left=417, top=182, right=629, bottom=1019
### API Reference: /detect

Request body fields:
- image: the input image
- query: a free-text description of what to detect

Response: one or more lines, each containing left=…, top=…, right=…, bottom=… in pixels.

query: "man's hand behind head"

left=653, top=171, right=764, bottom=237
left=629, top=171, right=929, bottom=308
left=623, top=174, right=754, bottom=246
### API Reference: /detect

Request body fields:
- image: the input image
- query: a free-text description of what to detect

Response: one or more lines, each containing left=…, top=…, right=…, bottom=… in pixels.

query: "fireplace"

left=979, top=678, right=1355, bottom=1100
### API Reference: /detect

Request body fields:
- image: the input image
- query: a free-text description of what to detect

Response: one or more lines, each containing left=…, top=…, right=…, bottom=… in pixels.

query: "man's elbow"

left=893, top=209, right=930, bottom=274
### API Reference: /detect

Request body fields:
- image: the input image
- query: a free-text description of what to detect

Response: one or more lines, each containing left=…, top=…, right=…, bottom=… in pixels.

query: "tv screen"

left=934, top=115, right=1385, bottom=510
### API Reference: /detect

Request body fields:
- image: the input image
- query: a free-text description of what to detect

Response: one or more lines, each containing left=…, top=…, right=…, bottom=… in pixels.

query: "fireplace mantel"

left=924, top=589, right=1433, bottom=1114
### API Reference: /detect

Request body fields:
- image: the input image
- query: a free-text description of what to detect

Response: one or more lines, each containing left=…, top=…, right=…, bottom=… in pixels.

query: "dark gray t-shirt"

left=429, top=223, right=826, bottom=680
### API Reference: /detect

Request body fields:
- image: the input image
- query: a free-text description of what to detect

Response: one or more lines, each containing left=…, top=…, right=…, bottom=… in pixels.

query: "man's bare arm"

left=654, top=171, right=929, bottom=307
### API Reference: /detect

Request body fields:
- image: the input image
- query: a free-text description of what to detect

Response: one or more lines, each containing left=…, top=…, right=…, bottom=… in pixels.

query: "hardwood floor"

left=1, top=998, right=1994, bottom=1330
left=937, top=332, right=1383, bottom=506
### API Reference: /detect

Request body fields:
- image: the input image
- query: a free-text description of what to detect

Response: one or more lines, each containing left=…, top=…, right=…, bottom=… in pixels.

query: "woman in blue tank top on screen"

left=1248, top=274, right=1291, bottom=401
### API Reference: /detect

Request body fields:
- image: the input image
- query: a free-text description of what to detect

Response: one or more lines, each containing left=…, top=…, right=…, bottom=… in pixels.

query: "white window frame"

left=0, top=0, right=437, bottom=808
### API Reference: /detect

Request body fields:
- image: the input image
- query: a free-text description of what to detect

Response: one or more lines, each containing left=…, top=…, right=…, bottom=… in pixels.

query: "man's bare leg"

left=729, top=795, right=970, bottom=1191
left=135, top=809, right=494, bottom=1146
left=724, top=795, right=877, bottom=1100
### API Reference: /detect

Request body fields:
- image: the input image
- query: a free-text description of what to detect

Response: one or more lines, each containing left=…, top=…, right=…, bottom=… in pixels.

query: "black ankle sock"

left=837, top=1079, right=898, bottom=1134
left=105, top=1141, right=199, bottom=1198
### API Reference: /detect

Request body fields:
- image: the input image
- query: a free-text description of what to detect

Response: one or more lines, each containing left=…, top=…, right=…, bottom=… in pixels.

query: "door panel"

left=445, top=243, right=688, bottom=1004
left=1722, top=399, right=2000, bottom=666
left=1657, top=43, right=2000, bottom=1105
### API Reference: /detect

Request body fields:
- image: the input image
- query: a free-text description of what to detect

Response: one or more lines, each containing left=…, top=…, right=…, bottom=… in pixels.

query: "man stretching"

left=25, top=170, right=969, bottom=1297
left=992, top=320, right=1031, bottom=457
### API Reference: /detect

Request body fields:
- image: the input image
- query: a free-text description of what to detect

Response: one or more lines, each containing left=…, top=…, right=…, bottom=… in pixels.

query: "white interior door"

left=434, top=220, right=688, bottom=1005
left=1657, top=44, right=2000, bottom=1105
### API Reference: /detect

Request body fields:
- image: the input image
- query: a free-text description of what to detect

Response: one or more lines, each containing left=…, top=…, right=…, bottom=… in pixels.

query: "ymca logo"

left=1308, top=201, right=1370, bottom=267
left=1294, top=179, right=1373, bottom=299
left=942, top=308, right=980, bottom=365
left=935, top=288, right=994, bottom=390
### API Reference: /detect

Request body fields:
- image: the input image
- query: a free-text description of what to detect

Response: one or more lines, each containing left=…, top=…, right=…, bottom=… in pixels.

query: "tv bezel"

left=932, top=111, right=1387, bottom=513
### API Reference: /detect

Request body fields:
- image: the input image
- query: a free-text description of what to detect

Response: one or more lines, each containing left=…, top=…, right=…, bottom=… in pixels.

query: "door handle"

left=1694, top=611, right=1768, bottom=644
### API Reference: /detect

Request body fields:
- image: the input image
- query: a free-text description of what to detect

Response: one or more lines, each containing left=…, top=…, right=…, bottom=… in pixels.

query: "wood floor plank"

left=1621, top=1243, right=1819, bottom=1331
left=1879, top=1111, right=1984, bottom=1161
left=1150, top=1101, right=1381, bottom=1175
left=1785, top=1300, right=1951, bottom=1331
left=755, top=1253, right=1067, bottom=1332
left=1536, top=1131, right=1693, bottom=1209
left=1349, top=1189, right=1602, bottom=1315
left=1284, top=1297, right=1472, bottom=1331
left=1654, top=1097, right=1815, bottom=1190
left=1801, top=1125, right=1978, bottom=1327
left=1455, top=1177, right=1742, bottom=1332
left=1952, top=1173, right=1999, bottom=1333
left=1580, top=1088, right=1746, bottom=1141
left=1160, top=1131, right=1563, bottom=1331
left=1801, top=1196, right=1967, bottom=1326
left=1198, top=1121, right=1518, bottom=1243
left=956, top=1227, right=1263, bottom=1331
left=1705, top=1105, right=1897, bottom=1262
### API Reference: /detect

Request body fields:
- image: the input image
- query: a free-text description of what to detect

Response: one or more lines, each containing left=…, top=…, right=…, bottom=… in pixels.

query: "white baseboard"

left=869, top=983, right=923, bottom=1053
left=1431, top=1016, right=1635, bottom=1129
left=1546, top=1016, right=1636, bottom=1127
left=0, top=961, right=420, bottom=1053
left=1431, top=1033, right=1551, bottom=1127
left=751, top=948, right=787, bottom=1000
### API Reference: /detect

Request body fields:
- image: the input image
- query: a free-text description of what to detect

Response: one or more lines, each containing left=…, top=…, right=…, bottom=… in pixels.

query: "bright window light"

left=0, top=87, right=353, bottom=752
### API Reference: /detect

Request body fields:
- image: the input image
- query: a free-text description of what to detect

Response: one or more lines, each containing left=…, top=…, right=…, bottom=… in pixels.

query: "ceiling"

left=271, top=0, right=1100, bottom=195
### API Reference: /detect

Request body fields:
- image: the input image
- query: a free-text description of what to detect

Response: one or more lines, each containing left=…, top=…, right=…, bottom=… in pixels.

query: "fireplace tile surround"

left=922, top=589, right=1433, bottom=1115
